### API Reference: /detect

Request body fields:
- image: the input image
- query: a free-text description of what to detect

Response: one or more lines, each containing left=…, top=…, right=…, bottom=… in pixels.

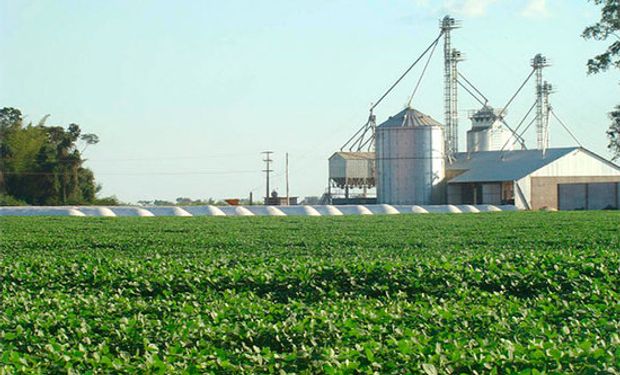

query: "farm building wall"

left=525, top=149, right=620, bottom=210
left=446, top=182, right=511, bottom=206
left=530, top=177, right=620, bottom=210
left=508, top=149, right=620, bottom=210
left=514, top=177, right=531, bottom=210
left=447, top=184, right=462, bottom=204
left=530, top=148, right=620, bottom=178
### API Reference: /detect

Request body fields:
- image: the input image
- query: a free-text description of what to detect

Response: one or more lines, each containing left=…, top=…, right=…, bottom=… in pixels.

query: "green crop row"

left=0, top=212, right=618, bottom=374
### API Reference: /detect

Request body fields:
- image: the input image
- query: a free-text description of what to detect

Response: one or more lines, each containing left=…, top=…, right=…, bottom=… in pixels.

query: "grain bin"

left=466, top=106, right=515, bottom=152
left=376, top=108, right=446, bottom=205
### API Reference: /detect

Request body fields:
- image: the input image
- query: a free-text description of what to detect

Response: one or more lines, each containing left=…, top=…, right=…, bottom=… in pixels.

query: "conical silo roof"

left=377, top=107, right=443, bottom=128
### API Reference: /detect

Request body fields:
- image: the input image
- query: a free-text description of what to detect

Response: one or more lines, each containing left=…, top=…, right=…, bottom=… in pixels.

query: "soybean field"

left=0, top=212, right=619, bottom=374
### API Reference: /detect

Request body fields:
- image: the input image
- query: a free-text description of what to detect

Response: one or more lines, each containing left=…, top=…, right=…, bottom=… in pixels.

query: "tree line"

left=0, top=107, right=117, bottom=206
left=137, top=197, right=246, bottom=206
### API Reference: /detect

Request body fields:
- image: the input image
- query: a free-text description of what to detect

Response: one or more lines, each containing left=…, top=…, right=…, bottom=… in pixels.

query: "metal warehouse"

left=447, top=147, right=620, bottom=210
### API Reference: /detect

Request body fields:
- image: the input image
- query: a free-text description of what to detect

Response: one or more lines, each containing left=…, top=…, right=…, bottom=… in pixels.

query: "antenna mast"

left=441, top=16, right=462, bottom=158
left=531, top=54, right=550, bottom=154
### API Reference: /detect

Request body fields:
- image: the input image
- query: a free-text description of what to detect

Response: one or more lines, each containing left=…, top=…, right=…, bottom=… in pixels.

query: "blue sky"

left=1, top=0, right=618, bottom=202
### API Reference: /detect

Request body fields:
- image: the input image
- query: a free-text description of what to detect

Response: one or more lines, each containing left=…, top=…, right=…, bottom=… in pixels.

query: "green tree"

left=0, top=107, right=24, bottom=194
left=3, top=125, right=48, bottom=202
left=0, top=107, right=102, bottom=205
left=582, top=0, right=620, bottom=159
left=607, top=105, right=620, bottom=159
left=0, top=107, right=23, bottom=129
left=153, top=200, right=174, bottom=206
left=176, top=197, right=193, bottom=205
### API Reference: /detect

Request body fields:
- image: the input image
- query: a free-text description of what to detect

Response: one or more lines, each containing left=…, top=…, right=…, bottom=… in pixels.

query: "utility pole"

left=262, top=151, right=273, bottom=205
left=285, top=153, right=290, bottom=205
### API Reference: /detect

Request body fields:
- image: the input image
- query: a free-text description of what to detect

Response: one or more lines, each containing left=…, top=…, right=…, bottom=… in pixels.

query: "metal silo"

left=466, top=106, right=515, bottom=152
left=376, top=108, right=446, bottom=205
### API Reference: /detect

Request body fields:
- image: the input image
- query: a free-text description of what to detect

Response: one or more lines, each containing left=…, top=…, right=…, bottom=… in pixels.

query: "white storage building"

left=446, top=147, right=620, bottom=210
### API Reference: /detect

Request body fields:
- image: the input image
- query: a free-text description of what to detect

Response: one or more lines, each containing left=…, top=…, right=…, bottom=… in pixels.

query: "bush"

left=91, top=196, right=122, bottom=206
left=0, top=194, right=28, bottom=206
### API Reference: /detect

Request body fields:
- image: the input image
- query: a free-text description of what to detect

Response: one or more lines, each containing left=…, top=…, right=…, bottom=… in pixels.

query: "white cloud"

left=443, top=0, right=499, bottom=17
left=521, top=0, right=550, bottom=18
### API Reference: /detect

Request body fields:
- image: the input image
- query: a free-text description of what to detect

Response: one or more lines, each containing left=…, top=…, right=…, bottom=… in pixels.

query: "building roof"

left=330, top=151, right=375, bottom=160
left=377, top=108, right=443, bottom=128
left=447, top=147, right=579, bottom=183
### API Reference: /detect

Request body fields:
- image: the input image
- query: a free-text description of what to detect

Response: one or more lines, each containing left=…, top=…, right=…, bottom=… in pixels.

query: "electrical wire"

left=0, top=152, right=260, bottom=164
left=2, top=170, right=260, bottom=176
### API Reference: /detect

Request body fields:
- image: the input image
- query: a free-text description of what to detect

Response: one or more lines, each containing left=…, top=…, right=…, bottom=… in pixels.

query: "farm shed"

left=446, top=147, right=620, bottom=210
left=328, top=152, right=376, bottom=189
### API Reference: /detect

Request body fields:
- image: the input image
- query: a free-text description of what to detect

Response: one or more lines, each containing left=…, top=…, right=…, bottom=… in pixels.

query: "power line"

left=2, top=170, right=259, bottom=176
left=0, top=152, right=258, bottom=163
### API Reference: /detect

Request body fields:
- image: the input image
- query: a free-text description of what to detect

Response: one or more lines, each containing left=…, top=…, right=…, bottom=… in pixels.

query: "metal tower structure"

left=541, top=81, right=553, bottom=155
left=441, top=16, right=462, bottom=158
left=531, top=54, right=550, bottom=153
left=449, top=48, right=463, bottom=156
left=340, top=111, right=377, bottom=152
left=340, top=27, right=444, bottom=153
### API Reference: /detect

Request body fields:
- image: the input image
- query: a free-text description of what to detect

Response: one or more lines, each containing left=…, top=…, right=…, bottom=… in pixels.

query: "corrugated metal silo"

left=466, top=106, right=515, bottom=152
left=376, top=108, right=446, bottom=205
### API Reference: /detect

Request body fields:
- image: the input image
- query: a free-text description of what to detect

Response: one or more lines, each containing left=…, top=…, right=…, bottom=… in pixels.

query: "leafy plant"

left=0, top=212, right=618, bottom=373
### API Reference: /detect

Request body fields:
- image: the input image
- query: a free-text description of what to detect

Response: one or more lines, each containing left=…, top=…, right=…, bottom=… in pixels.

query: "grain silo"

left=466, top=106, right=515, bottom=152
left=376, top=107, right=446, bottom=205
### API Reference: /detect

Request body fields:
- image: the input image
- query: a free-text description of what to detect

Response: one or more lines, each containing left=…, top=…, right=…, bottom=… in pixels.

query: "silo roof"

left=330, top=151, right=375, bottom=160
left=447, top=147, right=579, bottom=183
left=377, top=108, right=443, bottom=128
